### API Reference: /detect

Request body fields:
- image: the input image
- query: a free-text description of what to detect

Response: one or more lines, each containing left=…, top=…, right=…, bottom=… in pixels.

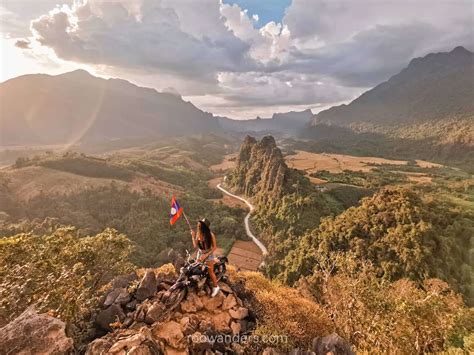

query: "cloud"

left=9, top=0, right=474, bottom=117
left=30, top=0, right=256, bottom=82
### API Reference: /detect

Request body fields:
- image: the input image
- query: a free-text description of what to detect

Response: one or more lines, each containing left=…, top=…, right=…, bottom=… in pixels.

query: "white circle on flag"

left=170, top=207, right=177, bottom=215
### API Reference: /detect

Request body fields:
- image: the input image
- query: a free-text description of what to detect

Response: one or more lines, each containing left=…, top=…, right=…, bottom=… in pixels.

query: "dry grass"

left=210, top=153, right=237, bottom=172
left=286, top=150, right=409, bottom=174
left=285, top=150, right=442, bottom=184
left=4, top=166, right=182, bottom=202
left=4, top=166, right=125, bottom=201
left=231, top=271, right=333, bottom=348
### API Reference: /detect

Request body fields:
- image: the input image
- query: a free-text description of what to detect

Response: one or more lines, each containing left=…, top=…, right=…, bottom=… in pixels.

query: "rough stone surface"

left=229, top=307, right=249, bottom=320
left=222, top=294, right=237, bottom=310
left=96, top=304, right=126, bottom=331
left=218, top=281, right=233, bottom=294
left=0, top=307, right=73, bottom=354
left=103, top=287, right=122, bottom=307
left=114, top=288, right=132, bottom=305
left=136, top=270, right=158, bottom=301
left=212, top=312, right=232, bottom=333
left=152, top=321, right=185, bottom=349
left=87, top=273, right=256, bottom=354
left=230, top=321, right=241, bottom=336
left=202, top=292, right=225, bottom=313
left=180, top=292, right=203, bottom=313
left=145, top=302, right=166, bottom=324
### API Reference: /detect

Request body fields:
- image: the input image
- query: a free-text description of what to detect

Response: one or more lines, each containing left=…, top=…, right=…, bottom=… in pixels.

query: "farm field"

left=285, top=150, right=441, bottom=185
left=209, top=153, right=237, bottom=173
left=226, top=240, right=263, bottom=271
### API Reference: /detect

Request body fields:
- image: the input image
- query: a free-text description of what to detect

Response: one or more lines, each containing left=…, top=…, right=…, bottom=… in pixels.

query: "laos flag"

left=169, top=196, right=183, bottom=225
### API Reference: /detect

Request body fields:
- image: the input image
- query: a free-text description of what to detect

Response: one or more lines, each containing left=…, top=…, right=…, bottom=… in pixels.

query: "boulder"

left=103, top=288, right=123, bottom=307
left=128, top=344, right=154, bottom=355
left=229, top=307, right=248, bottom=320
left=145, top=302, right=166, bottom=324
left=218, top=282, right=233, bottom=294
left=222, top=294, right=237, bottom=310
left=211, top=312, right=231, bottom=333
left=136, top=270, right=158, bottom=301
left=0, top=307, right=73, bottom=354
left=230, top=321, right=241, bottom=336
left=312, top=333, right=354, bottom=355
left=96, top=304, right=126, bottom=331
left=152, top=321, right=184, bottom=349
left=105, top=327, right=157, bottom=354
left=180, top=292, right=204, bottom=313
left=86, top=338, right=113, bottom=354
left=115, top=288, right=132, bottom=306
left=202, top=292, right=225, bottom=313
left=126, top=299, right=138, bottom=311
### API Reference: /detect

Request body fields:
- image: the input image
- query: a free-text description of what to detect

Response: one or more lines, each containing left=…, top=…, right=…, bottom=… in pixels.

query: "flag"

left=169, top=196, right=183, bottom=225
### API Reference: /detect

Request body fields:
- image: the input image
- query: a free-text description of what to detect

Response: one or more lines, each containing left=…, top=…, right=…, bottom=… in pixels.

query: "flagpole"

left=182, top=211, right=193, bottom=232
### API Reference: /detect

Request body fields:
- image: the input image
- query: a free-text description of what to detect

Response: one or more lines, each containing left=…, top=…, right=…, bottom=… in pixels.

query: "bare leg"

left=206, top=260, right=218, bottom=287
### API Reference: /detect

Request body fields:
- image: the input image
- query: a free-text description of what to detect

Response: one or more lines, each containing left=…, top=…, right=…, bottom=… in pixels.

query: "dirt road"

left=217, top=183, right=268, bottom=269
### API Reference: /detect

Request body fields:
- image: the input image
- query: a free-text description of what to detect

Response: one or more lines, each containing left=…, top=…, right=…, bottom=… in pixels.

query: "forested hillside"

left=226, top=136, right=474, bottom=307
left=0, top=135, right=246, bottom=266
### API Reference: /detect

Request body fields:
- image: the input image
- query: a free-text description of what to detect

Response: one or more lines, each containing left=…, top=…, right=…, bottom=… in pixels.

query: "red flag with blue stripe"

left=169, top=196, right=183, bottom=225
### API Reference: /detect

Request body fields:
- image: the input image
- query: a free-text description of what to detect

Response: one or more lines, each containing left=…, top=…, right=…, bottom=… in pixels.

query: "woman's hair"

left=197, top=221, right=213, bottom=249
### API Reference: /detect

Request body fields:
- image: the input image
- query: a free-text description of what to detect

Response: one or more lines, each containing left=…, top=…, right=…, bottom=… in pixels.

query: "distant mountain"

left=218, top=109, right=313, bottom=134
left=312, top=46, right=474, bottom=127
left=0, top=70, right=219, bottom=146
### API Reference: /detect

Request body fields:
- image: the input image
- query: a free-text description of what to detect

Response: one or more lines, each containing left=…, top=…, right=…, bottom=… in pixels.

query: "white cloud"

left=4, top=0, right=473, bottom=117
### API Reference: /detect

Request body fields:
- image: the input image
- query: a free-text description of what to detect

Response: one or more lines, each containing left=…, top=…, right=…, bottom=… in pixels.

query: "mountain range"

left=0, top=70, right=219, bottom=146
left=1, top=46, right=473, bottom=147
left=312, top=46, right=474, bottom=127
left=0, top=70, right=312, bottom=146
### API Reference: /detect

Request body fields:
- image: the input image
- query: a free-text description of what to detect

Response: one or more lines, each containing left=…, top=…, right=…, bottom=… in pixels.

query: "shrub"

left=304, top=253, right=472, bottom=353
left=0, top=227, right=135, bottom=344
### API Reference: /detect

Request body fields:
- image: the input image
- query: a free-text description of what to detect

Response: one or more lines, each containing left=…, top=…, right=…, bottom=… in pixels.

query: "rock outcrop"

left=228, top=135, right=290, bottom=198
left=87, top=269, right=255, bottom=354
left=0, top=307, right=73, bottom=354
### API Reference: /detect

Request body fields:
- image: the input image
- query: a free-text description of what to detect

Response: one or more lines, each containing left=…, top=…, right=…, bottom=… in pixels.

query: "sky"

left=0, top=0, right=473, bottom=119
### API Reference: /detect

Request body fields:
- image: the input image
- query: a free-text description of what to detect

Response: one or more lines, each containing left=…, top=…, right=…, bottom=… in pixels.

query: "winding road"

left=217, top=183, right=268, bottom=264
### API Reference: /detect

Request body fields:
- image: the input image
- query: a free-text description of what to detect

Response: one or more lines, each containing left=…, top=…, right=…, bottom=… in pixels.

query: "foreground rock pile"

left=0, top=307, right=73, bottom=354
left=87, top=268, right=256, bottom=354
left=0, top=266, right=354, bottom=354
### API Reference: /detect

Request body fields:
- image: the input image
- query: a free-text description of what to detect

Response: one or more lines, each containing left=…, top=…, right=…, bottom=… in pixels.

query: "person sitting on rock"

left=190, top=218, right=220, bottom=297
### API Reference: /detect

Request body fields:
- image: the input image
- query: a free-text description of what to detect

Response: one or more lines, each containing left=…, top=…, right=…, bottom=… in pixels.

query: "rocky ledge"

left=87, top=267, right=256, bottom=354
